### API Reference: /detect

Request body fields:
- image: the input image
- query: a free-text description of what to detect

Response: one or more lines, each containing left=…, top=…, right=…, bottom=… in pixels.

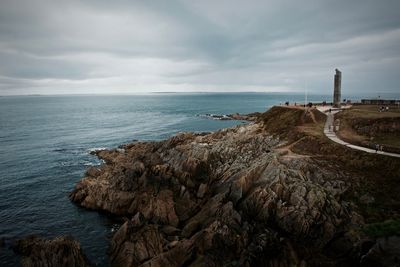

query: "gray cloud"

left=0, top=0, right=399, bottom=95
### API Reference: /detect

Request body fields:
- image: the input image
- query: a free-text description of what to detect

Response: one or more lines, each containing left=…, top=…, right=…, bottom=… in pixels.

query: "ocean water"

left=0, top=93, right=356, bottom=266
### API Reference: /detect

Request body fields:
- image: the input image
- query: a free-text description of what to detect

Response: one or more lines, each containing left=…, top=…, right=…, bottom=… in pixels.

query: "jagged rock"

left=197, top=183, right=207, bottom=198
left=69, top=107, right=378, bottom=266
left=361, top=236, right=400, bottom=267
left=12, top=236, right=91, bottom=267
left=139, top=239, right=195, bottom=267
left=200, top=112, right=260, bottom=121
left=110, top=223, right=165, bottom=266
left=360, top=194, right=375, bottom=205
left=162, top=225, right=181, bottom=236
left=85, top=166, right=101, bottom=177
left=131, top=212, right=146, bottom=227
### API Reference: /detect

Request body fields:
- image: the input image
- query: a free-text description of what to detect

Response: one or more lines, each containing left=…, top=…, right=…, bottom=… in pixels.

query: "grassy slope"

left=259, top=106, right=400, bottom=233
left=258, top=106, right=326, bottom=140
left=336, top=105, right=400, bottom=153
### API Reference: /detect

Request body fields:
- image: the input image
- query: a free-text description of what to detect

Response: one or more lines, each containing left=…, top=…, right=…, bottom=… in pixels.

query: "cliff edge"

left=69, top=106, right=400, bottom=267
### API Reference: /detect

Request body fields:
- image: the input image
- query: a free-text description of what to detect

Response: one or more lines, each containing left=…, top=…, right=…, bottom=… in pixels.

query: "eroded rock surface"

left=12, top=236, right=91, bottom=267
left=70, top=109, right=370, bottom=266
left=360, top=236, right=400, bottom=267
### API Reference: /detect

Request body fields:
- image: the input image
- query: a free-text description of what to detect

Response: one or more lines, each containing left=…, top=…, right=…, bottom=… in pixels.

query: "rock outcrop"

left=12, top=236, right=91, bottom=267
left=69, top=106, right=396, bottom=266
left=199, top=112, right=260, bottom=121
left=360, top=236, right=400, bottom=267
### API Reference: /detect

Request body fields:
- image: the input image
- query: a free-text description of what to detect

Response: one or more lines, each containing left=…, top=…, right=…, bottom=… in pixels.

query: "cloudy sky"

left=0, top=0, right=399, bottom=95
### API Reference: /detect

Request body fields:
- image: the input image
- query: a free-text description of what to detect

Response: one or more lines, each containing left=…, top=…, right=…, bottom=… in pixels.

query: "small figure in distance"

left=329, top=108, right=332, bottom=113
left=375, top=144, right=379, bottom=153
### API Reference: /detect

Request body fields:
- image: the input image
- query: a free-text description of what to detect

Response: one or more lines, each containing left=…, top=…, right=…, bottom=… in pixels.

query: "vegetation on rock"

left=65, top=106, right=400, bottom=266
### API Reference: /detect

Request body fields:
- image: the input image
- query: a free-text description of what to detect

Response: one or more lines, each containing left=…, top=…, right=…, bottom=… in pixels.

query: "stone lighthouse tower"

left=333, top=69, right=342, bottom=107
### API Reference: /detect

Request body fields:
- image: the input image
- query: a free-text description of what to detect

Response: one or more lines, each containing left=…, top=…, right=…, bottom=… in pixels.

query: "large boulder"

left=12, top=236, right=91, bottom=267
left=361, top=236, right=400, bottom=267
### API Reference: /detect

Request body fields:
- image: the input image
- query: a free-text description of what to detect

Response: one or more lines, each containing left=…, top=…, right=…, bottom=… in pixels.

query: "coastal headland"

left=16, top=106, right=400, bottom=266
left=335, top=105, right=400, bottom=154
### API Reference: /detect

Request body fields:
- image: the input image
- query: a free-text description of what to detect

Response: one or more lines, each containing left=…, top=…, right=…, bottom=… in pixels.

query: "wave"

left=83, top=161, right=103, bottom=167
left=59, top=159, right=104, bottom=167
left=87, top=147, right=107, bottom=154
left=197, top=113, right=233, bottom=120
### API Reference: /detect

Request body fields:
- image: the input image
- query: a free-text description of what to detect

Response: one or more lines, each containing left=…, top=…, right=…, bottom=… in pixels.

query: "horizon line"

left=1, top=91, right=397, bottom=97
left=0, top=91, right=327, bottom=97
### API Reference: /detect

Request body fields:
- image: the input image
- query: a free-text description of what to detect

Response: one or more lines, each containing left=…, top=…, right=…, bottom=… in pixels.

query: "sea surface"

left=0, top=92, right=380, bottom=266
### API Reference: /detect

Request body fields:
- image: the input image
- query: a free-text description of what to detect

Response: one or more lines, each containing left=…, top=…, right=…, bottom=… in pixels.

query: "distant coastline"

left=1, top=91, right=400, bottom=99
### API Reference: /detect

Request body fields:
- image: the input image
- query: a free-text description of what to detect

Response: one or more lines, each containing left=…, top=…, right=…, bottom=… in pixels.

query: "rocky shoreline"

left=13, top=107, right=400, bottom=266
left=12, top=236, right=91, bottom=267
left=198, top=112, right=261, bottom=121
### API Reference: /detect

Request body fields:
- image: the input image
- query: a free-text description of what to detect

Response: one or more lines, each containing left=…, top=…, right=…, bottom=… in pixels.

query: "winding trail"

left=318, top=107, right=400, bottom=158
left=275, top=137, right=312, bottom=159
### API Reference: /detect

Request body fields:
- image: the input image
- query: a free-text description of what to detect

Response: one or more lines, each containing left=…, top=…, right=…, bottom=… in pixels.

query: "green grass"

left=336, top=105, right=400, bottom=150
left=258, top=106, right=400, bottom=223
left=345, top=105, right=400, bottom=119
left=374, top=136, right=400, bottom=147
left=363, top=219, right=400, bottom=238
left=258, top=106, right=325, bottom=141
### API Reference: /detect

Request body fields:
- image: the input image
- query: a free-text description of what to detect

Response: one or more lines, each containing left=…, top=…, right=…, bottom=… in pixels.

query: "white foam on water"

left=87, top=147, right=107, bottom=154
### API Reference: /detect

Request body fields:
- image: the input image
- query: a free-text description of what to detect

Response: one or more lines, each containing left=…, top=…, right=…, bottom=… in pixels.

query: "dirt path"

left=318, top=107, right=400, bottom=158
left=307, top=109, right=318, bottom=124
left=275, top=137, right=312, bottom=159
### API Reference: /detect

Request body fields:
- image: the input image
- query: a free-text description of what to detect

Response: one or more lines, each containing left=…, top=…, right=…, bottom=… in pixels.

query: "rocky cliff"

left=12, top=236, right=91, bottom=267
left=69, top=106, right=399, bottom=267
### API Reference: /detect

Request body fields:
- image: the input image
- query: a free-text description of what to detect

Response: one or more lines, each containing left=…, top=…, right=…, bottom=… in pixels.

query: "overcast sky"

left=0, top=0, right=399, bottom=95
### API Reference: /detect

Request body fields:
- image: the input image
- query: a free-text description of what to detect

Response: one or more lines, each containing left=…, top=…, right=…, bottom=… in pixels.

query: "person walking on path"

left=318, top=106, right=400, bottom=158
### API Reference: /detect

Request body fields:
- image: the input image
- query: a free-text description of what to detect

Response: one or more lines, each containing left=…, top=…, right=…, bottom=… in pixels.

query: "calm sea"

left=0, top=92, right=371, bottom=266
